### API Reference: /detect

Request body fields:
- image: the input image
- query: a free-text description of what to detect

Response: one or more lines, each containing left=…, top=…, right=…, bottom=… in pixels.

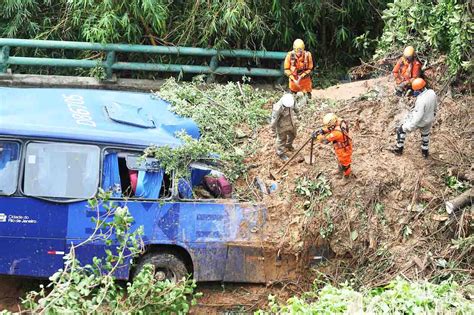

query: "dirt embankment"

left=241, top=74, right=472, bottom=288
left=189, top=74, right=472, bottom=313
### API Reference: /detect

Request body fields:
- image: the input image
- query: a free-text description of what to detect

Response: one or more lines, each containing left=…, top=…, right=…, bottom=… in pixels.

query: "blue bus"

left=0, top=87, right=267, bottom=283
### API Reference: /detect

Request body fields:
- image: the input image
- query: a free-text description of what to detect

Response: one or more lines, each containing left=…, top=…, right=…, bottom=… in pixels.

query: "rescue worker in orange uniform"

left=392, top=46, right=422, bottom=96
left=312, top=113, right=353, bottom=178
left=284, top=39, right=314, bottom=97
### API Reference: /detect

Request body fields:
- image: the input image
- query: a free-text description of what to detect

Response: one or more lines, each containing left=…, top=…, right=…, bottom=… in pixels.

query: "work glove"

left=316, top=134, right=325, bottom=142
left=295, top=78, right=301, bottom=86
left=311, top=128, right=324, bottom=139
left=290, top=75, right=300, bottom=86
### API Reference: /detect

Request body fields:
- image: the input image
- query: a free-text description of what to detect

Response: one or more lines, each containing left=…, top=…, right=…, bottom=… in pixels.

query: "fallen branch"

left=446, top=188, right=473, bottom=214
left=358, top=58, right=391, bottom=73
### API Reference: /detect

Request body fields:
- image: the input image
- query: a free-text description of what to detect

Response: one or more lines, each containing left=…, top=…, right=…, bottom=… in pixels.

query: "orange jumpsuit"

left=392, top=57, right=422, bottom=86
left=318, top=120, right=353, bottom=176
left=284, top=51, right=313, bottom=93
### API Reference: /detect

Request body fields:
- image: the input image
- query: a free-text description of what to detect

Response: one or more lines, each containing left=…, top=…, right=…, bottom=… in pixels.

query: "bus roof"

left=0, top=87, right=200, bottom=147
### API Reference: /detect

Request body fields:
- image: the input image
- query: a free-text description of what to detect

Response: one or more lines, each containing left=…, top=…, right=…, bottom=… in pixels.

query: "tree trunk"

left=446, top=188, right=474, bottom=214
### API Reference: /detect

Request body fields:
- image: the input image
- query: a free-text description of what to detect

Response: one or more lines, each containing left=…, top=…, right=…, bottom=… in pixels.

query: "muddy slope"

left=239, top=75, right=472, bottom=287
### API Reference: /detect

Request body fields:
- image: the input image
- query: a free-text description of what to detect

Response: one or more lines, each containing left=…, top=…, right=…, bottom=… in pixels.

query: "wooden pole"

left=446, top=188, right=473, bottom=214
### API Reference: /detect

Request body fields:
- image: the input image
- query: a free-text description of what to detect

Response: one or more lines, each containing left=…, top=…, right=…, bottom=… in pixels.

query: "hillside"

left=193, top=75, right=473, bottom=313
left=221, top=76, right=472, bottom=312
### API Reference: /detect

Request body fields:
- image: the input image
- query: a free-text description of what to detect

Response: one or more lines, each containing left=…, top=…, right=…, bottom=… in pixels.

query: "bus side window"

left=104, top=151, right=172, bottom=200
left=0, top=141, right=20, bottom=196
left=102, top=152, right=123, bottom=197
left=23, top=142, right=100, bottom=199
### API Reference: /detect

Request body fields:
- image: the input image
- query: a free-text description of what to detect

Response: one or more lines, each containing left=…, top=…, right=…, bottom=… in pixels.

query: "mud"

left=236, top=74, right=472, bottom=287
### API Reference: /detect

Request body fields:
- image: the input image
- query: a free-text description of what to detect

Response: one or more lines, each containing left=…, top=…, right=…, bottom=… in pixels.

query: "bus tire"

left=134, top=252, right=188, bottom=283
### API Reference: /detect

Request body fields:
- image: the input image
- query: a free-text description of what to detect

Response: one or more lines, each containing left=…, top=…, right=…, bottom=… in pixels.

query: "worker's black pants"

left=396, top=125, right=431, bottom=150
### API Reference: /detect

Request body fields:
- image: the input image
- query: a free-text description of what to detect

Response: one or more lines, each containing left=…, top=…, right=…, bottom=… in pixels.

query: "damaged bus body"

left=0, top=87, right=267, bottom=283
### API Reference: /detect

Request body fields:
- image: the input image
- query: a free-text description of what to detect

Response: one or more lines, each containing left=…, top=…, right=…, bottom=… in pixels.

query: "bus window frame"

left=0, top=138, right=23, bottom=196
left=101, top=146, right=174, bottom=202
left=20, top=140, right=101, bottom=202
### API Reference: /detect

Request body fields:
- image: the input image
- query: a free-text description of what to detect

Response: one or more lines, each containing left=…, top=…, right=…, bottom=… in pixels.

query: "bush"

left=375, top=0, right=474, bottom=76
left=258, top=278, right=474, bottom=314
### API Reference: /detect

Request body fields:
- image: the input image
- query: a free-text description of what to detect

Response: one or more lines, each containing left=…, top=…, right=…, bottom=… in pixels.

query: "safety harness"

left=333, top=120, right=351, bottom=150
left=290, top=51, right=310, bottom=77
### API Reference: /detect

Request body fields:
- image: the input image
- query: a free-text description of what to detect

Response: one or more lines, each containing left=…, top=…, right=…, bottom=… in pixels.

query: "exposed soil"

left=243, top=75, right=472, bottom=279
left=1, top=74, right=472, bottom=313
left=311, top=75, right=391, bottom=101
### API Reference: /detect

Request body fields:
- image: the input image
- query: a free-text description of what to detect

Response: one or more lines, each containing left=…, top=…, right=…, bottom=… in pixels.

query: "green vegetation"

left=375, top=0, right=473, bottom=76
left=13, top=190, right=198, bottom=314
left=258, top=278, right=474, bottom=314
left=295, top=176, right=332, bottom=203
left=0, top=0, right=388, bottom=51
left=446, top=175, right=471, bottom=192
left=145, top=76, right=272, bottom=182
left=0, top=0, right=390, bottom=81
left=2, top=1, right=471, bottom=79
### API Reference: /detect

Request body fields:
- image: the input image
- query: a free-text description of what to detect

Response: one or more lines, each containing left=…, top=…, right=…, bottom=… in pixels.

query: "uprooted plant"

left=16, top=190, right=198, bottom=314
left=147, top=77, right=272, bottom=184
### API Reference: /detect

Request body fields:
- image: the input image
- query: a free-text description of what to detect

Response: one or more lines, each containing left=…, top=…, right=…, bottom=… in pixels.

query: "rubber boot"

left=390, top=146, right=404, bottom=156
left=422, top=149, right=429, bottom=159
left=277, top=151, right=289, bottom=161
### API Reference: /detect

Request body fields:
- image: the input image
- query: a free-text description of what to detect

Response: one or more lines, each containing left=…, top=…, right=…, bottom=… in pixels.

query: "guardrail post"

left=208, top=55, right=218, bottom=83
left=0, top=46, right=10, bottom=73
left=105, top=51, right=116, bottom=80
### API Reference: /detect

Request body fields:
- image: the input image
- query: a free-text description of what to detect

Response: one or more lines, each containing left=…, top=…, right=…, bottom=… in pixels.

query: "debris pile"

left=238, top=75, right=473, bottom=287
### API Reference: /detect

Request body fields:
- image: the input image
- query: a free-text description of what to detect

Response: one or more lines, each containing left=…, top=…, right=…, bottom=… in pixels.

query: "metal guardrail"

left=0, top=38, right=287, bottom=80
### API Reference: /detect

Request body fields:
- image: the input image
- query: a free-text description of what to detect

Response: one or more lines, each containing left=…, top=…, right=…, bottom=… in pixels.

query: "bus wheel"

left=134, top=252, right=188, bottom=283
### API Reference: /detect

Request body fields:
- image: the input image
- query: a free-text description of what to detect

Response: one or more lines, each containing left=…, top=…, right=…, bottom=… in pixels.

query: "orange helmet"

left=403, top=46, right=415, bottom=57
left=412, top=78, right=426, bottom=91
left=293, top=39, right=305, bottom=51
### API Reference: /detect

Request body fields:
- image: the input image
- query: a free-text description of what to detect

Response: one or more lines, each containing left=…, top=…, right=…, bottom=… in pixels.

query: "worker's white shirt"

left=403, top=89, right=438, bottom=132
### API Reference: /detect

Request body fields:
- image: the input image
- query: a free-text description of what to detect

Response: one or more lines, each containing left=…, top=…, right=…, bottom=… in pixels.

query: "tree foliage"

left=1, top=1, right=471, bottom=77
left=145, top=76, right=272, bottom=183
left=0, top=0, right=390, bottom=68
left=0, top=0, right=169, bottom=43
left=375, top=0, right=474, bottom=75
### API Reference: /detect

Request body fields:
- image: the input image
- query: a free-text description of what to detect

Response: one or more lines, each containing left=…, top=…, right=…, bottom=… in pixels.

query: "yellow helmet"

left=323, top=113, right=338, bottom=128
left=293, top=39, right=305, bottom=51
left=403, top=46, right=415, bottom=57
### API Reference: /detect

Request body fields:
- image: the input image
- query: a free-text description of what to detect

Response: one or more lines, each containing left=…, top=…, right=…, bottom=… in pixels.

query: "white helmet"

left=281, top=93, right=295, bottom=108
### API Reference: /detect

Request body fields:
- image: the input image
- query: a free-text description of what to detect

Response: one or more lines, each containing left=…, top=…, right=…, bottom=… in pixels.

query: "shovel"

left=269, top=136, right=313, bottom=180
